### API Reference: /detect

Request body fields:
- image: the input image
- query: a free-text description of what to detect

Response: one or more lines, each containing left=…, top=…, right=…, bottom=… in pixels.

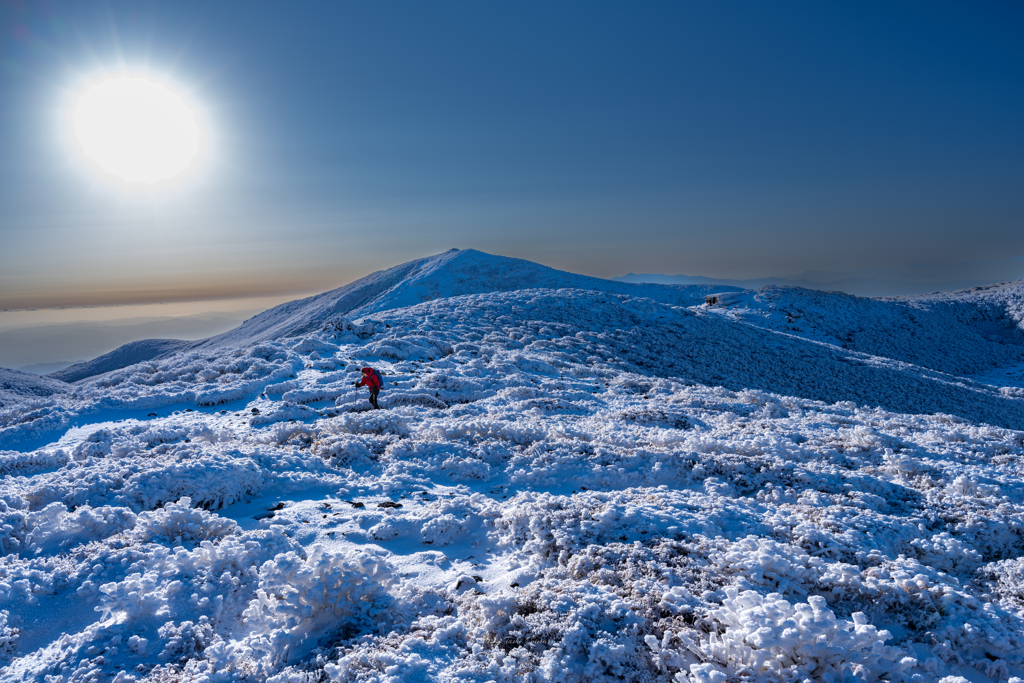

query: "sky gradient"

left=2, top=0, right=1023, bottom=309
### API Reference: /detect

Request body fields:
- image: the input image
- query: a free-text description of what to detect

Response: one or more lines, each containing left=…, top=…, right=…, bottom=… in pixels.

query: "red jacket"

left=357, top=367, right=381, bottom=389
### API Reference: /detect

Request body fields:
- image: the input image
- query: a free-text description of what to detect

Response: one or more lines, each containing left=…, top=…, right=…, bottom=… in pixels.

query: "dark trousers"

left=368, top=388, right=380, bottom=409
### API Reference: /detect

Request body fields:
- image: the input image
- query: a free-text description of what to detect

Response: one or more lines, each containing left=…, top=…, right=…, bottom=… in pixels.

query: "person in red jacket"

left=354, top=366, right=382, bottom=409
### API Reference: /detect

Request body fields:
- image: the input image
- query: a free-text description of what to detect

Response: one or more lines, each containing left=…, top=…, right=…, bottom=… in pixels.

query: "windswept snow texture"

left=4, top=260, right=1024, bottom=681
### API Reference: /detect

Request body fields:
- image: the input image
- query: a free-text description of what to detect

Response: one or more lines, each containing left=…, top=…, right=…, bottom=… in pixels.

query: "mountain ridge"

left=30, top=249, right=1024, bottom=388
left=613, top=272, right=1017, bottom=298
left=40, top=249, right=737, bottom=382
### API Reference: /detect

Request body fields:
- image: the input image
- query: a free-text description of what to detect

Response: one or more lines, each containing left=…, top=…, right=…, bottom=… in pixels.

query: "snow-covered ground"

left=3, top=250, right=1024, bottom=682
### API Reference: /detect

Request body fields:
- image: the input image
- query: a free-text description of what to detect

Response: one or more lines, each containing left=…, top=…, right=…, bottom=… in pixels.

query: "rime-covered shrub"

left=158, top=616, right=219, bottom=661
left=0, top=611, right=17, bottom=661
left=312, top=434, right=377, bottom=468
left=0, top=499, right=29, bottom=555
left=441, top=454, right=492, bottom=480
left=133, top=498, right=238, bottom=546
left=420, top=513, right=467, bottom=546
left=116, top=453, right=264, bottom=511
left=96, top=526, right=297, bottom=629
left=239, top=545, right=395, bottom=671
left=0, top=448, right=69, bottom=476
left=365, top=334, right=450, bottom=361
left=384, top=391, right=449, bottom=410
left=72, top=428, right=115, bottom=461
left=325, top=409, right=410, bottom=437
left=25, top=502, right=137, bottom=554
left=368, top=515, right=421, bottom=541
left=416, top=372, right=492, bottom=404
left=324, top=317, right=374, bottom=340
left=909, top=532, right=983, bottom=572
left=689, top=589, right=912, bottom=682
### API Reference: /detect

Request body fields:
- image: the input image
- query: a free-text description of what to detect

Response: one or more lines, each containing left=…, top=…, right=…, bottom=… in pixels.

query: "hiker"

left=354, top=366, right=383, bottom=409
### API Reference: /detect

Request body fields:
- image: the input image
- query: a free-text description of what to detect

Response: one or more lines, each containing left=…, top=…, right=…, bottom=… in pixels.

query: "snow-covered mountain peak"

left=197, top=248, right=729, bottom=350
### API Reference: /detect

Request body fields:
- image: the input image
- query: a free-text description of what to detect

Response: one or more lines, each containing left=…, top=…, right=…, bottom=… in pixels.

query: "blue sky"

left=1, top=0, right=1023, bottom=309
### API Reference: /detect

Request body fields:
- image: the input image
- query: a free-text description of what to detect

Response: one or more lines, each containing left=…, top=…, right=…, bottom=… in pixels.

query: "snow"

left=1, top=251, right=1024, bottom=682
left=49, top=339, right=198, bottom=384
left=0, top=369, right=67, bottom=409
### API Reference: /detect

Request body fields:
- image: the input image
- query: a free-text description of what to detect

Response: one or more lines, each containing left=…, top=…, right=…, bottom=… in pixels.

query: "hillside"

left=0, top=368, right=67, bottom=409
left=196, top=249, right=734, bottom=348
left=43, top=250, right=1024, bottom=391
left=43, top=249, right=738, bottom=382
left=3, top=274, right=1024, bottom=681
left=48, top=338, right=200, bottom=383
left=614, top=272, right=1001, bottom=297
left=701, top=280, right=1024, bottom=378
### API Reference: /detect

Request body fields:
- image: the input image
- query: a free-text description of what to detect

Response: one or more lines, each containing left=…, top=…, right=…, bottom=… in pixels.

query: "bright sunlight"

left=73, top=77, right=200, bottom=184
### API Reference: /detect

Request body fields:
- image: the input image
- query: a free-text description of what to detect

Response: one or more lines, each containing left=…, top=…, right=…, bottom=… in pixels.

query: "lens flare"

left=74, top=77, right=200, bottom=184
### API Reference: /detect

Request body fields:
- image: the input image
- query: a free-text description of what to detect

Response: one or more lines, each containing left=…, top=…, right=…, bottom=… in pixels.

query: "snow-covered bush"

left=0, top=498, right=30, bottom=554
left=312, top=433, right=378, bottom=468
left=365, top=334, right=451, bottom=361
left=326, top=409, right=410, bottom=437
left=25, top=502, right=136, bottom=554
left=133, top=498, right=238, bottom=546
left=690, top=589, right=911, bottom=681
left=420, top=513, right=468, bottom=546
left=158, top=616, right=219, bottom=662
left=909, top=532, right=983, bottom=572
left=368, top=515, right=421, bottom=541
left=117, top=452, right=264, bottom=511
left=383, top=391, right=448, bottom=410
left=0, top=448, right=69, bottom=476
left=0, top=610, right=17, bottom=661
left=239, top=545, right=395, bottom=671
left=441, top=454, right=491, bottom=480
left=324, top=317, right=374, bottom=340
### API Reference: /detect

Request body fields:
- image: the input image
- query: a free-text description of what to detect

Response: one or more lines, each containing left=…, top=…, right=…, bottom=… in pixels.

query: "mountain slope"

left=702, top=281, right=1024, bottom=378
left=6, top=268, right=1024, bottom=681
left=48, top=339, right=200, bottom=383
left=197, top=249, right=734, bottom=348
left=359, top=288, right=1024, bottom=430
left=42, top=250, right=1024, bottom=393
left=45, top=250, right=737, bottom=382
left=0, top=368, right=68, bottom=408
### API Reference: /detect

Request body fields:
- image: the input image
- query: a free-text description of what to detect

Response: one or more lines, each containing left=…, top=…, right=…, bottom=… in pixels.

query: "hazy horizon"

left=0, top=293, right=310, bottom=371
left=4, top=249, right=1024, bottom=312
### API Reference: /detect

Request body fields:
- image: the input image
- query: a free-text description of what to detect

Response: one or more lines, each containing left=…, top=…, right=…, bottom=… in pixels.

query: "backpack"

left=371, top=368, right=384, bottom=390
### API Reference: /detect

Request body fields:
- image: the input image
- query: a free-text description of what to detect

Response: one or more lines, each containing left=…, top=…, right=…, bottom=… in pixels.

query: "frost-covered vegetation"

left=3, top=251, right=1024, bottom=682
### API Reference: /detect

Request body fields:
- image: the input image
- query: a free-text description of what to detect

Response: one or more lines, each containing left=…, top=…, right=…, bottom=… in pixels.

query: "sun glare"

left=73, top=77, right=200, bottom=184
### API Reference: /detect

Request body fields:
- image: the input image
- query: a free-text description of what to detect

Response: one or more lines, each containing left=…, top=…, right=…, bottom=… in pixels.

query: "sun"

left=73, top=77, right=200, bottom=184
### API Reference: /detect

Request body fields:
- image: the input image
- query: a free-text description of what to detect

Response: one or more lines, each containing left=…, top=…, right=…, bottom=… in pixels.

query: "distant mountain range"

left=614, top=256, right=1024, bottom=297
left=612, top=273, right=1017, bottom=297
